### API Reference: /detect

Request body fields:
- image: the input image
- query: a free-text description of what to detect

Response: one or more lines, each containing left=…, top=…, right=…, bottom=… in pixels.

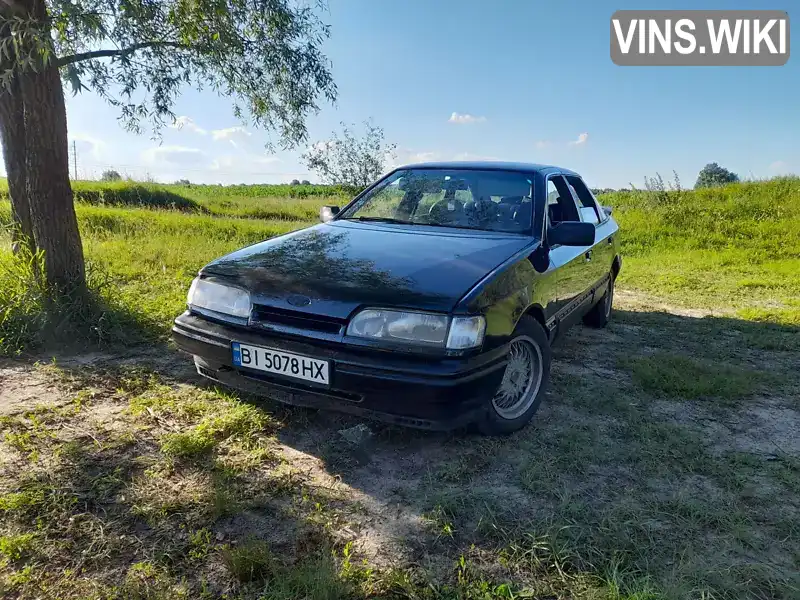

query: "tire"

left=583, top=274, right=614, bottom=328
left=477, top=316, right=551, bottom=435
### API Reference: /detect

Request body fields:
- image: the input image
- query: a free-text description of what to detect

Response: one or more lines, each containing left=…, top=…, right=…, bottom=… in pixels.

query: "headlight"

left=346, top=309, right=485, bottom=350
left=187, top=278, right=251, bottom=319
left=446, top=316, right=486, bottom=349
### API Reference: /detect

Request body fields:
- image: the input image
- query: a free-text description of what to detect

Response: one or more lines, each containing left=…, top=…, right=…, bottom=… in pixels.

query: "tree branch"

left=57, top=41, right=188, bottom=67
left=0, top=0, right=26, bottom=16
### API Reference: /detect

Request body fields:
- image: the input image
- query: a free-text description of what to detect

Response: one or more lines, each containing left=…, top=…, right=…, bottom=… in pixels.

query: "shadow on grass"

left=0, top=419, right=349, bottom=599
left=1, top=247, right=167, bottom=358
left=0, top=287, right=165, bottom=359
left=74, top=185, right=208, bottom=213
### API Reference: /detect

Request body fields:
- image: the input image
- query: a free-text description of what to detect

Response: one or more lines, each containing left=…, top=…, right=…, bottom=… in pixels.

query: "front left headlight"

left=187, top=277, right=251, bottom=319
left=446, top=316, right=486, bottom=350
left=346, top=309, right=485, bottom=350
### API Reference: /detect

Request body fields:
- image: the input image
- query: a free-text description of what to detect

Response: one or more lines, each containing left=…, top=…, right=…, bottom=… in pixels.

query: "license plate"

left=231, top=342, right=330, bottom=385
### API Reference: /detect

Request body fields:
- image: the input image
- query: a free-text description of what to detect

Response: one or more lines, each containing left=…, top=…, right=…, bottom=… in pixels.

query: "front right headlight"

left=347, top=309, right=449, bottom=346
left=346, top=309, right=485, bottom=350
left=187, top=277, right=251, bottom=319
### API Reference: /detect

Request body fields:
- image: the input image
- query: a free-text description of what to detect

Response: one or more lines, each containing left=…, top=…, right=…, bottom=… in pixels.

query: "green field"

left=0, top=179, right=798, bottom=599
left=2, top=178, right=797, bottom=353
left=604, top=179, right=800, bottom=324
left=0, top=182, right=349, bottom=353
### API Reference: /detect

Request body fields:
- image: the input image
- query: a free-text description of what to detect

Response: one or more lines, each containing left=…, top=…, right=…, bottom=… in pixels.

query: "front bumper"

left=172, top=312, right=508, bottom=430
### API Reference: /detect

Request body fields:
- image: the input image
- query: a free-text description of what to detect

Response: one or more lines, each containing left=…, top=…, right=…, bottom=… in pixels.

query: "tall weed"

left=0, top=244, right=158, bottom=356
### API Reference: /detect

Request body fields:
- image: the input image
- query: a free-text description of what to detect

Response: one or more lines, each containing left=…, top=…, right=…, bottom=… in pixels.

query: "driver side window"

left=546, top=175, right=580, bottom=228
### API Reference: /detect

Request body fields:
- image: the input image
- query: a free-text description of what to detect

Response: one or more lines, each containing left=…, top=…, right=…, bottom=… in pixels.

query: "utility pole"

left=71, top=141, right=78, bottom=181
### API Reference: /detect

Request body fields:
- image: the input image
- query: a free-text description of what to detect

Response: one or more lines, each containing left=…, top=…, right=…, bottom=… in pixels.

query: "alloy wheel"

left=492, top=336, right=543, bottom=420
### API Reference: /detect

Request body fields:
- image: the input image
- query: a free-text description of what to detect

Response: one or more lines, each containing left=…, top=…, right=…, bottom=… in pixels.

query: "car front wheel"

left=478, top=316, right=551, bottom=435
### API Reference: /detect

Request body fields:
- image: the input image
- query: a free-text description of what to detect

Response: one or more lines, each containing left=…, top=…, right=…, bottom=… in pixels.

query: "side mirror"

left=547, top=222, right=595, bottom=247
left=320, top=205, right=340, bottom=223
left=602, top=205, right=613, bottom=216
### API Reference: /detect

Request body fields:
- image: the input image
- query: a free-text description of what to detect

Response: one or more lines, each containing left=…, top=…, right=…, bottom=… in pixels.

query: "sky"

left=45, top=0, right=800, bottom=188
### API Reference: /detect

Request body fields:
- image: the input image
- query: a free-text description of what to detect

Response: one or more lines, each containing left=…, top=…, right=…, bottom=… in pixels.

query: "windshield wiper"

left=348, top=216, right=411, bottom=224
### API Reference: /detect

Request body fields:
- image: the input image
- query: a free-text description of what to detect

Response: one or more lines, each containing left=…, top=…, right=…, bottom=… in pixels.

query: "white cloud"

left=254, top=155, right=281, bottom=165
left=388, top=149, right=502, bottom=170
left=768, top=160, right=788, bottom=173
left=210, top=154, right=281, bottom=171
left=535, top=140, right=551, bottom=149
left=405, top=151, right=438, bottom=163
left=170, top=116, right=207, bottom=135
left=569, top=132, right=589, bottom=146
left=451, top=152, right=499, bottom=161
left=388, top=149, right=441, bottom=169
left=169, top=118, right=254, bottom=149
left=70, top=133, right=106, bottom=160
left=142, top=145, right=206, bottom=166
left=448, top=112, right=486, bottom=125
left=211, top=126, right=252, bottom=147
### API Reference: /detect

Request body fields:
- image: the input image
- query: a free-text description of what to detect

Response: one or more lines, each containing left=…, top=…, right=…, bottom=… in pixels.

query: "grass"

left=219, top=538, right=278, bottom=583
left=0, top=334, right=797, bottom=598
left=624, top=352, right=760, bottom=402
left=0, top=202, right=315, bottom=355
left=0, top=178, right=799, bottom=598
left=605, top=177, right=800, bottom=322
left=0, top=533, right=35, bottom=563
left=0, top=178, right=353, bottom=220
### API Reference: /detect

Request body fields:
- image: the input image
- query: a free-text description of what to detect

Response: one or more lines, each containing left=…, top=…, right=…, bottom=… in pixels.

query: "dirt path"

left=1, top=296, right=799, bottom=598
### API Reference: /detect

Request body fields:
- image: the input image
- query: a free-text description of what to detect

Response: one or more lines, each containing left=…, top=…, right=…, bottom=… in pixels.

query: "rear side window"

left=565, top=176, right=602, bottom=224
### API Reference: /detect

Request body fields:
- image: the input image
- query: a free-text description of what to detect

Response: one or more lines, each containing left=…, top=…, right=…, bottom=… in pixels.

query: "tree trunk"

left=0, top=10, right=34, bottom=256
left=0, top=75, right=34, bottom=255
left=19, top=0, right=86, bottom=293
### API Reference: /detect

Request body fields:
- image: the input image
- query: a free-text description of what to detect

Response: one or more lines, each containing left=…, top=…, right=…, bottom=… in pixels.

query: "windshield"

left=338, top=169, right=535, bottom=234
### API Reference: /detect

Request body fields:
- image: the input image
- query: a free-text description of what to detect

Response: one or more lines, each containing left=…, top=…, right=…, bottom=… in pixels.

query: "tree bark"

left=0, top=11, right=33, bottom=255
left=0, top=75, right=34, bottom=255
left=18, top=0, right=86, bottom=293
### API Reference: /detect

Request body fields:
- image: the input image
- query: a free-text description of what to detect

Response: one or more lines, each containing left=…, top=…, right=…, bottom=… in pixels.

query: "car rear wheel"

left=583, top=274, right=614, bottom=328
left=478, top=316, right=551, bottom=435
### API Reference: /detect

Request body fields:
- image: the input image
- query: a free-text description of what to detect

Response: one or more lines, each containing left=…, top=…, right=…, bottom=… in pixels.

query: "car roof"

left=396, top=161, right=580, bottom=177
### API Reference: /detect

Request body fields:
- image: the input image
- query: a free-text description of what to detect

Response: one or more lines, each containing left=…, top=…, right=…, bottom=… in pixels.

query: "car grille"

left=250, top=304, right=346, bottom=335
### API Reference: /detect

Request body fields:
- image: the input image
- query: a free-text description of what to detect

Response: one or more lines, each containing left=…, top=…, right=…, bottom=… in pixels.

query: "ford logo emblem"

left=287, top=294, right=312, bottom=307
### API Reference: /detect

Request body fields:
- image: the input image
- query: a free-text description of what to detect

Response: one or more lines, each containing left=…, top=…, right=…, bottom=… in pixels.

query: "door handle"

left=585, top=250, right=592, bottom=261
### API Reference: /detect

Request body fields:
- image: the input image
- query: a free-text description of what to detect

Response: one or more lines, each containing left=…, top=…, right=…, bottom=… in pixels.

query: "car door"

left=544, top=174, right=596, bottom=329
left=564, top=175, right=616, bottom=293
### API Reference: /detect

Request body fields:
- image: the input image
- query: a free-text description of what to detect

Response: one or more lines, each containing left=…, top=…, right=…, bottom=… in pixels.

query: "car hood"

left=200, top=221, right=533, bottom=318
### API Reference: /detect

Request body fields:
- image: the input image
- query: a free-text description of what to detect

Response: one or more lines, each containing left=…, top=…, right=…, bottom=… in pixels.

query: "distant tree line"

left=96, top=162, right=743, bottom=194
left=695, top=163, right=739, bottom=188
left=594, top=163, right=741, bottom=197
left=100, top=170, right=122, bottom=182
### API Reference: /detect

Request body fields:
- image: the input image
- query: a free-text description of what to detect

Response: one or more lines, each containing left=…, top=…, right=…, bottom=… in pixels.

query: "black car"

left=173, top=162, right=621, bottom=434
